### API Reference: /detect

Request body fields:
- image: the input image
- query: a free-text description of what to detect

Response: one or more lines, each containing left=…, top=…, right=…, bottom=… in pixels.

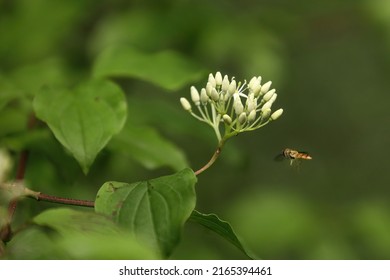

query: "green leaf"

left=33, top=208, right=158, bottom=259
left=93, top=46, right=205, bottom=91
left=33, top=79, right=127, bottom=174
left=6, top=208, right=157, bottom=259
left=5, top=225, right=66, bottom=260
left=33, top=208, right=121, bottom=236
left=109, top=121, right=188, bottom=171
left=189, top=210, right=255, bottom=259
left=95, top=168, right=197, bottom=257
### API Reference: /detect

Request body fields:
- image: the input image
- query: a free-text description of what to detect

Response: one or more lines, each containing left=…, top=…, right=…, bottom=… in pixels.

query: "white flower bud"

left=247, top=109, right=257, bottom=122
left=238, top=112, right=247, bottom=124
left=262, top=108, right=271, bottom=119
left=246, top=93, right=256, bottom=112
left=206, top=82, right=213, bottom=97
left=233, top=93, right=244, bottom=115
left=262, top=89, right=275, bottom=102
left=215, top=72, right=223, bottom=86
left=249, top=77, right=260, bottom=91
left=210, top=88, right=220, bottom=101
left=270, top=108, right=283, bottom=120
left=269, top=93, right=277, bottom=104
left=222, top=75, right=230, bottom=92
left=208, top=73, right=216, bottom=88
left=228, top=79, right=236, bottom=96
left=260, top=81, right=272, bottom=94
left=180, top=97, right=192, bottom=111
left=261, top=100, right=272, bottom=112
left=252, top=84, right=262, bottom=97
left=200, top=88, right=209, bottom=105
left=222, top=114, right=232, bottom=125
left=190, top=86, right=200, bottom=106
left=248, top=76, right=257, bottom=89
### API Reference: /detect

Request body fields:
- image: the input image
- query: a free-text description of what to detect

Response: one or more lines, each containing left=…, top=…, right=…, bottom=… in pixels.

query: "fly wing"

left=274, top=152, right=285, bottom=162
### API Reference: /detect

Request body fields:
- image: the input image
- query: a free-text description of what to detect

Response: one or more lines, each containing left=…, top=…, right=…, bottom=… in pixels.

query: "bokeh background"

left=1, top=0, right=390, bottom=259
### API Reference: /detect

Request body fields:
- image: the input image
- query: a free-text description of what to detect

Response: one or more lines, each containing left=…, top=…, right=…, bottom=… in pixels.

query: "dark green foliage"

left=1, top=0, right=390, bottom=260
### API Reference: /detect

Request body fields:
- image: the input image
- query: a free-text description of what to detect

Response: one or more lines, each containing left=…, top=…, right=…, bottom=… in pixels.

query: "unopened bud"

left=222, top=75, right=230, bottom=92
left=200, top=88, right=209, bottom=105
left=210, top=88, right=220, bottom=101
left=228, top=80, right=237, bottom=96
left=260, top=81, right=272, bottom=94
left=247, top=110, right=257, bottom=122
left=262, top=108, right=271, bottom=119
left=180, top=97, right=192, bottom=111
left=269, top=93, right=277, bottom=104
left=238, top=112, right=247, bottom=124
left=262, top=89, right=275, bottom=102
left=215, top=72, right=223, bottom=86
left=252, top=84, right=262, bottom=97
left=208, top=73, right=216, bottom=88
left=261, top=100, right=273, bottom=112
left=248, top=76, right=257, bottom=89
left=233, top=94, right=244, bottom=115
left=270, top=108, right=283, bottom=120
left=246, top=94, right=257, bottom=112
left=190, top=86, right=200, bottom=106
left=206, top=82, right=213, bottom=97
left=223, top=114, right=232, bottom=125
left=249, top=76, right=260, bottom=91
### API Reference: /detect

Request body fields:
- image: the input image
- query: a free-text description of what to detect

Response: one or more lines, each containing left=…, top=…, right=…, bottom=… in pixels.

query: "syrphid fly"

left=275, top=148, right=312, bottom=166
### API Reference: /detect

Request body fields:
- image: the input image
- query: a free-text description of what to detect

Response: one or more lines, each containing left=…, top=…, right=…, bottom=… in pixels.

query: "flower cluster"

left=180, top=72, right=283, bottom=142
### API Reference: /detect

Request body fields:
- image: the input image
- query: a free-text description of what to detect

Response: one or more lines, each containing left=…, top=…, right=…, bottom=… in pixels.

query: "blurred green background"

left=1, top=0, right=390, bottom=259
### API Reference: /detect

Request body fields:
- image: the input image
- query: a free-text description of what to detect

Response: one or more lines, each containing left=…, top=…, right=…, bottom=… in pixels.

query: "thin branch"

left=8, top=114, right=37, bottom=214
left=194, top=140, right=225, bottom=176
left=35, top=193, right=95, bottom=208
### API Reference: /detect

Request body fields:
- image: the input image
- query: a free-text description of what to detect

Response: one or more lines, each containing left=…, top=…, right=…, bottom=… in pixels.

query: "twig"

left=35, top=193, right=95, bottom=208
left=194, top=141, right=225, bottom=176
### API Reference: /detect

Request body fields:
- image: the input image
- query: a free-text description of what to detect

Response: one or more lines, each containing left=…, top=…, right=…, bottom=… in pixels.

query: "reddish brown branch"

left=36, top=193, right=95, bottom=208
left=8, top=114, right=37, bottom=216
left=194, top=140, right=225, bottom=176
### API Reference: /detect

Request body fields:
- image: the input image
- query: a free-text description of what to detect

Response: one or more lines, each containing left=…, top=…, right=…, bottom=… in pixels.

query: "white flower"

left=180, top=72, right=283, bottom=142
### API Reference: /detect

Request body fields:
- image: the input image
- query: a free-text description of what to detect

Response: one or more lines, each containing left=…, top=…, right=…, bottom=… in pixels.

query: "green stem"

left=194, top=140, right=225, bottom=176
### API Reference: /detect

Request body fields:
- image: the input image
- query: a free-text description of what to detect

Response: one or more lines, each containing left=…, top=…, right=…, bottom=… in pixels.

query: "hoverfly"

left=275, top=148, right=312, bottom=166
